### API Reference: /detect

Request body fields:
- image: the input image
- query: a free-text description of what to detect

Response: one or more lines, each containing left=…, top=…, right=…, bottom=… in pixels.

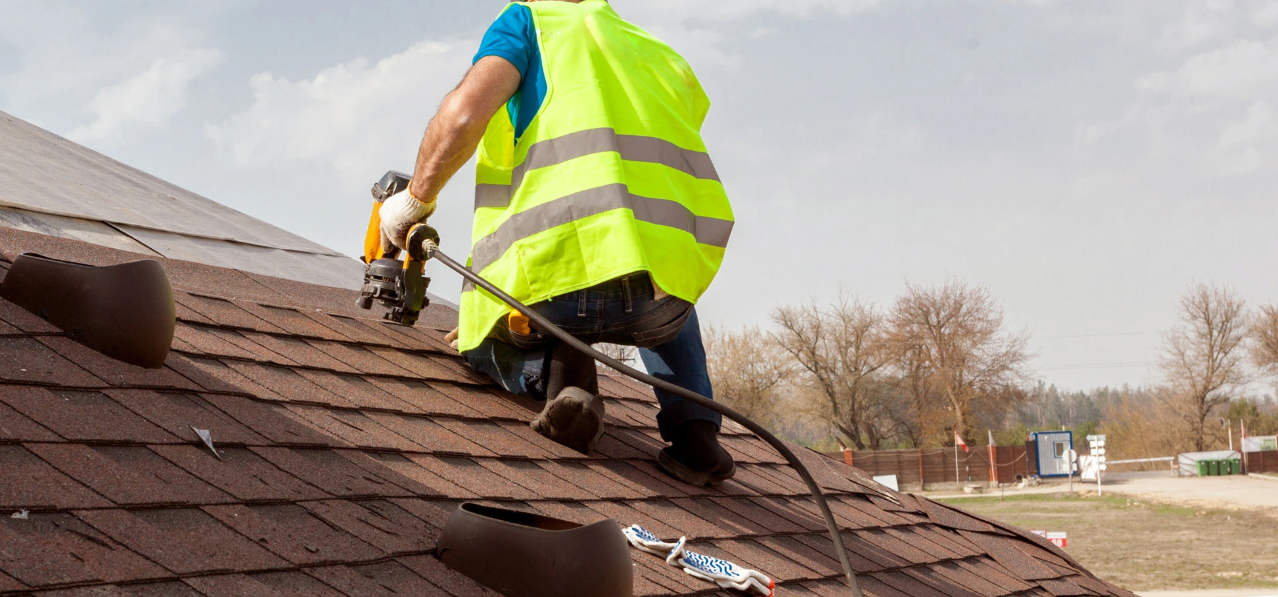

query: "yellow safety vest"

left=458, top=0, right=733, bottom=352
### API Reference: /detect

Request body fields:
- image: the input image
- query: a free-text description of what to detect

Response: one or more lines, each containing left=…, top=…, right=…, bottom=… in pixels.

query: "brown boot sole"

left=656, top=448, right=736, bottom=487
left=530, top=386, right=605, bottom=454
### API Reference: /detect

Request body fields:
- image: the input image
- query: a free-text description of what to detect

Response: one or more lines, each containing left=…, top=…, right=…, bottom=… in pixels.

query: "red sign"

left=1030, top=530, right=1067, bottom=548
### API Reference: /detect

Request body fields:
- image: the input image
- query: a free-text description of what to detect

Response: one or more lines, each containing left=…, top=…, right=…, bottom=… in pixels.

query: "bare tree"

left=702, top=326, right=790, bottom=426
left=1250, top=303, right=1278, bottom=378
left=1159, top=283, right=1249, bottom=451
left=770, top=295, right=892, bottom=449
left=887, top=279, right=1031, bottom=442
left=594, top=343, right=640, bottom=376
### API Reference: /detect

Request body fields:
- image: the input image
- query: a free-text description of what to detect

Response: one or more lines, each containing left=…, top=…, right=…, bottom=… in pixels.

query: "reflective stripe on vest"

left=474, top=128, right=720, bottom=211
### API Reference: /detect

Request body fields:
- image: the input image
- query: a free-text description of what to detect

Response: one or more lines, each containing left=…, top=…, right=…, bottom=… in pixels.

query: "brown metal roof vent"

left=437, top=503, right=633, bottom=597
left=0, top=253, right=176, bottom=368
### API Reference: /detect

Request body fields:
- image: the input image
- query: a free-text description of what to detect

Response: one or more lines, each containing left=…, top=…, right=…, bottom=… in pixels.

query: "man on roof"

left=377, top=0, right=735, bottom=487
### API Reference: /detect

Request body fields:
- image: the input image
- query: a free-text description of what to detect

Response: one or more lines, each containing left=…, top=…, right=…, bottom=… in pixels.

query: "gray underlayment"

left=0, top=110, right=366, bottom=291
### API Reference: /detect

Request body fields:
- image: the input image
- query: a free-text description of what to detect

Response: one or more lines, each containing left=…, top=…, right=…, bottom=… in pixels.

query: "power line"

left=1035, top=332, right=1161, bottom=339
left=1036, top=347, right=1158, bottom=356
left=1037, top=362, right=1154, bottom=371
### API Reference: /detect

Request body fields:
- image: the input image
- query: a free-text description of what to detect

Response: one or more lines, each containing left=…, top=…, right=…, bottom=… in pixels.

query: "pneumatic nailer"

left=356, top=170, right=439, bottom=327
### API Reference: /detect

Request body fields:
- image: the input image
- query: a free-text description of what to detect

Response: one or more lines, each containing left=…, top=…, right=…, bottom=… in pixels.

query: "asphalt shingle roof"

left=0, top=225, right=1136, bottom=597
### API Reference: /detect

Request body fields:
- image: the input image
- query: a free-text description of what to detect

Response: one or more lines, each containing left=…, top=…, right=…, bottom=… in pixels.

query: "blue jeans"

left=462, top=272, right=720, bottom=440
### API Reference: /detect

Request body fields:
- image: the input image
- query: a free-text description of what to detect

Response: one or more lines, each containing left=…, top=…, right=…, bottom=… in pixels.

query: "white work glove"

left=623, top=526, right=775, bottom=597
left=666, top=537, right=775, bottom=597
left=379, top=188, right=437, bottom=252
left=623, top=525, right=680, bottom=557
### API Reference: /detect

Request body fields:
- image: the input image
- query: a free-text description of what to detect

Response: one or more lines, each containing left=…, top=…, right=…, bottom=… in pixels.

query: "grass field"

left=937, top=493, right=1278, bottom=591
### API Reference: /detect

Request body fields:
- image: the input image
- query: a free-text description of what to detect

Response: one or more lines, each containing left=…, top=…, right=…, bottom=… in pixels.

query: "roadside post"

left=1087, top=435, right=1107, bottom=496
left=1066, top=449, right=1077, bottom=493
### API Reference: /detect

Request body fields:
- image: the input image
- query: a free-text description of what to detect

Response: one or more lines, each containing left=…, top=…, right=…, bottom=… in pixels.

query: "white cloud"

left=1255, top=2, right=1278, bottom=28
left=1219, top=101, right=1274, bottom=147
left=613, top=0, right=889, bottom=68
left=616, top=0, right=887, bottom=22
left=1137, top=37, right=1278, bottom=99
left=1156, top=0, right=1236, bottom=51
left=71, top=48, right=223, bottom=144
left=204, top=39, right=474, bottom=192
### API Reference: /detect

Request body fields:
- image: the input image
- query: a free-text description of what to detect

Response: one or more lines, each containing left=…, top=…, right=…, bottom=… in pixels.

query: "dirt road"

left=926, top=472, right=1278, bottom=513
left=1063, top=472, right=1278, bottom=512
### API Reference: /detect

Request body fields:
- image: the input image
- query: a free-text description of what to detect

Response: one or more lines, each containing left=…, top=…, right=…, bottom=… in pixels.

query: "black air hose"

left=420, top=240, right=864, bottom=597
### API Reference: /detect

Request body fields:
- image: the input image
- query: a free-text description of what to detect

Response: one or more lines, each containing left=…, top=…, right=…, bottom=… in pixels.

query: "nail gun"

left=357, top=170, right=439, bottom=327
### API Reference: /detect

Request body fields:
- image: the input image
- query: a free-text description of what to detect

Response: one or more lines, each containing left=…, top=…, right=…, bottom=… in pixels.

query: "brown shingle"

left=365, top=412, right=493, bottom=456
left=317, top=561, right=448, bottom=597
left=31, top=444, right=231, bottom=507
left=316, top=342, right=415, bottom=376
left=198, top=328, right=298, bottom=365
left=396, top=554, right=503, bottom=597
left=78, top=508, right=287, bottom=575
left=715, top=537, right=818, bottom=581
left=2, top=388, right=176, bottom=443
left=538, top=460, right=642, bottom=500
left=222, top=361, right=355, bottom=408
left=902, top=566, right=983, bottom=597
left=283, top=405, right=419, bottom=452
left=0, top=512, right=168, bottom=587
left=248, top=570, right=349, bottom=597
left=175, top=294, right=285, bottom=333
left=0, top=398, right=61, bottom=442
left=0, top=337, right=101, bottom=387
left=250, top=447, right=409, bottom=498
left=672, top=497, right=767, bottom=538
left=243, top=332, right=358, bottom=372
left=237, top=303, right=351, bottom=342
left=0, top=571, right=22, bottom=592
left=203, top=503, right=378, bottom=565
left=959, top=532, right=1059, bottom=581
left=477, top=459, right=597, bottom=500
left=0, top=445, right=110, bottom=510
left=106, top=390, right=266, bottom=446
left=1037, top=578, right=1093, bottom=597
left=300, top=499, right=438, bottom=555
left=150, top=445, right=324, bottom=502
left=791, top=532, right=884, bottom=573
left=182, top=574, right=290, bottom=597
left=203, top=394, right=342, bottom=447
left=0, top=298, right=60, bottom=333
left=37, top=337, right=199, bottom=390
left=296, top=371, right=419, bottom=413
left=366, top=378, right=482, bottom=417
left=366, top=346, right=462, bottom=382
left=170, top=325, right=258, bottom=359
left=411, top=455, right=538, bottom=500
left=358, top=453, right=474, bottom=499
left=955, top=558, right=1035, bottom=594
left=435, top=419, right=551, bottom=458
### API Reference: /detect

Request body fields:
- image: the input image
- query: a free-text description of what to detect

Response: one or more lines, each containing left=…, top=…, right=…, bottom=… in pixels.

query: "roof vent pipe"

left=437, top=503, right=633, bottom=597
left=0, top=253, right=176, bottom=368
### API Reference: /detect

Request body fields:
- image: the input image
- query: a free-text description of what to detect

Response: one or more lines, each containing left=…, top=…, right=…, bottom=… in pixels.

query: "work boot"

left=530, top=386, right=605, bottom=454
left=656, top=420, right=736, bottom=487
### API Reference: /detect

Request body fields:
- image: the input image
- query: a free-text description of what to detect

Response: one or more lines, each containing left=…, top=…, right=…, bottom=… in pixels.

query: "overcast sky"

left=2, top=0, right=1276, bottom=391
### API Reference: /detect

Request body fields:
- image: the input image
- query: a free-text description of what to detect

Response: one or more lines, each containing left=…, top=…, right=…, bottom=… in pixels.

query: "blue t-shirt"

left=473, top=4, right=547, bottom=142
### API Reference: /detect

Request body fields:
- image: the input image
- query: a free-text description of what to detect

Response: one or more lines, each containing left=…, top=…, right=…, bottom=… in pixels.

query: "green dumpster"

left=1229, top=459, right=1242, bottom=475
left=1197, top=460, right=1210, bottom=476
left=1211, top=460, right=1222, bottom=476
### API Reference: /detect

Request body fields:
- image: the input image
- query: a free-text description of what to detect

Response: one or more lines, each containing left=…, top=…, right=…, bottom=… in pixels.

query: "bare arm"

left=408, top=56, right=522, bottom=202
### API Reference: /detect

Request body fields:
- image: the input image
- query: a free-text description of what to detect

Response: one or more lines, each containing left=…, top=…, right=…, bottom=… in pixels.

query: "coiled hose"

left=421, top=240, right=863, bottom=597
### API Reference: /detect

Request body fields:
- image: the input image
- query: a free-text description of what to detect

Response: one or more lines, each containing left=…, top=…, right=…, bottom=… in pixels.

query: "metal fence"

left=1246, top=450, right=1278, bottom=474
left=822, top=444, right=1033, bottom=490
